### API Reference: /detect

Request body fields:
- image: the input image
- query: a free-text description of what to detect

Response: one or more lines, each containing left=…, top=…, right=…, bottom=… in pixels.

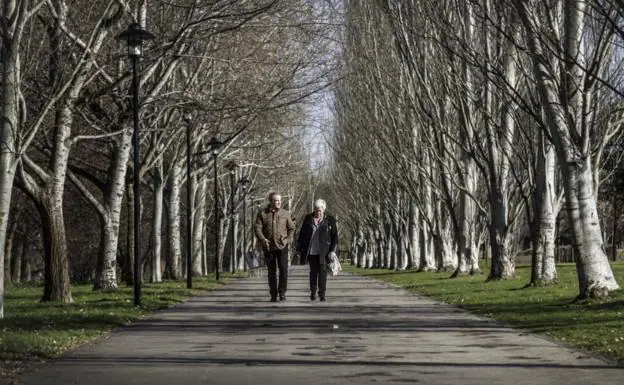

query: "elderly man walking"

left=254, top=192, right=296, bottom=302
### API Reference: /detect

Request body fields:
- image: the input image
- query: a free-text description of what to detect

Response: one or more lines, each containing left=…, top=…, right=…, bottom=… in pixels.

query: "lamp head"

left=226, top=160, right=238, bottom=175
left=239, top=176, right=250, bottom=192
left=208, top=136, right=222, bottom=155
left=116, top=22, right=156, bottom=58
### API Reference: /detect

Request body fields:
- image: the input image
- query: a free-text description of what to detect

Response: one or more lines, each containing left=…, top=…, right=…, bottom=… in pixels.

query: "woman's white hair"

left=314, top=198, right=326, bottom=210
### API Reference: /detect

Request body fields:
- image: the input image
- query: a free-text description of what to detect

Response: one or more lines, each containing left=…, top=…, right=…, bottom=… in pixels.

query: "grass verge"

left=0, top=274, right=244, bottom=382
left=343, top=262, right=624, bottom=366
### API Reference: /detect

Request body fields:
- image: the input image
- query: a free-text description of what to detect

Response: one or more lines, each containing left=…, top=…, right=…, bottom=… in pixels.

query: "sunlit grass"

left=344, top=262, right=624, bottom=366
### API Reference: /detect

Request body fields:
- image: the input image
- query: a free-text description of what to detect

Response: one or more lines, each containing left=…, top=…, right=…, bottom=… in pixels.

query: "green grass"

left=343, top=262, right=624, bottom=366
left=0, top=274, right=244, bottom=361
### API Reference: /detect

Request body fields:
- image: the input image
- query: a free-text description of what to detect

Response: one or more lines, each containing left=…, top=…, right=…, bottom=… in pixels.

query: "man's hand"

left=263, top=239, right=270, bottom=249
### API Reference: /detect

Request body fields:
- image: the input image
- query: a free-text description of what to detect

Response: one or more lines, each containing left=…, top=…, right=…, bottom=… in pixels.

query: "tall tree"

left=515, top=0, right=620, bottom=297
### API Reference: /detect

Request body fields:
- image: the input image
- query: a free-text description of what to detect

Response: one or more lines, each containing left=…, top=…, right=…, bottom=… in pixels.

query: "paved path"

left=16, top=266, right=622, bottom=385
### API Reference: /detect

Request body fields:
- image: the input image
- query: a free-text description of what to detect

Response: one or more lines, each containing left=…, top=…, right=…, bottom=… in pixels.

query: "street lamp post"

left=250, top=193, right=256, bottom=254
left=184, top=114, right=194, bottom=289
left=239, top=178, right=250, bottom=270
left=116, top=22, right=155, bottom=307
left=208, top=137, right=223, bottom=280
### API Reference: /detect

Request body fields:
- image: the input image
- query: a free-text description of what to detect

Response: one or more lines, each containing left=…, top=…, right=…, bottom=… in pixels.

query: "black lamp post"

left=239, top=177, right=250, bottom=269
left=209, top=137, right=223, bottom=280
left=226, top=161, right=238, bottom=273
left=250, top=193, right=256, bottom=254
left=184, top=114, right=194, bottom=289
left=116, top=22, right=155, bottom=307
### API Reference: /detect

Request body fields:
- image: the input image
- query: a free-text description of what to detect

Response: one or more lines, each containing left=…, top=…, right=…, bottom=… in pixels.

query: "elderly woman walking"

left=296, top=199, right=338, bottom=301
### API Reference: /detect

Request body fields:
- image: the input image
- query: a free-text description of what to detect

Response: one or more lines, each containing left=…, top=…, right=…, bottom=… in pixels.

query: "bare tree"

left=515, top=0, right=620, bottom=298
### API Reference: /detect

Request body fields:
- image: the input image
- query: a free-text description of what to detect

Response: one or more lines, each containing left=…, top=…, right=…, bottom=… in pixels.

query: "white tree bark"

left=20, top=94, right=76, bottom=303
left=99, top=129, right=133, bottom=289
left=0, top=35, right=18, bottom=318
left=192, top=177, right=206, bottom=275
left=366, top=227, right=376, bottom=268
left=167, top=162, right=183, bottom=279
left=408, top=200, right=420, bottom=270
left=517, top=0, right=620, bottom=297
left=151, top=160, right=164, bottom=283
left=531, top=132, right=559, bottom=285
left=237, top=212, right=245, bottom=271
left=456, top=0, right=478, bottom=277
left=433, top=194, right=456, bottom=272
left=0, top=0, right=42, bottom=318
left=66, top=127, right=134, bottom=291
left=384, top=217, right=393, bottom=269
left=420, top=151, right=436, bottom=271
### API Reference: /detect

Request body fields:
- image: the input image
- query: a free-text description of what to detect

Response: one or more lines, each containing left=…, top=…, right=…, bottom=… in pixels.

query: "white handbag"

left=328, top=251, right=342, bottom=276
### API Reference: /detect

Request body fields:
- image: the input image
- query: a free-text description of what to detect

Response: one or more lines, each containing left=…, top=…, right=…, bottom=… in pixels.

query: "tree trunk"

left=4, top=216, right=17, bottom=284
left=396, top=204, right=408, bottom=270
left=20, top=101, right=76, bottom=303
left=123, top=185, right=135, bottom=285
left=408, top=201, right=420, bottom=269
left=355, top=226, right=364, bottom=268
left=420, top=219, right=435, bottom=271
left=93, top=128, right=133, bottom=290
left=0, top=18, right=21, bottom=318
left=487, top=196, right=515, bottom=280
left=192, top=178, right=206, bottom=275
left=94, top=217, right=119, bottom=290
left=454, top=0, right=477, bottom=278
left=167, top=162, right=183, bottom=279
left=469, top=229, right=482, bottom=275
left=374, top=229, right=383, bottom=268
left=11, top=237, right=25, bottom=284
left=530, top=133, right=559, bottom=286
left=433, top=198, right=444, bottom=270
left=420, top=154, right=436, bottom=271
left=37, top=196, right=72, bottom=302
left=21, top=242, right=32, bottom=282
left=517, top=0, right=619, bottom=297
left=562, top=158, right=619, bottom=297
left=151, top=166, right=164, bottom=283
left=439, top=205, right=456, bottom=272
left=384, top=219, right=393, bottom=269
left=366, top=228, right=376, bottom=268
left=612, top=194, right=618, bottom=262
left=455, top=189, right=472, bottom=276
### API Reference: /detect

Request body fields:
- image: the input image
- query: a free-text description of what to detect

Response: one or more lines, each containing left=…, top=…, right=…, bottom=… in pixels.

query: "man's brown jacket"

left=254, top=206, right=296, bottom=251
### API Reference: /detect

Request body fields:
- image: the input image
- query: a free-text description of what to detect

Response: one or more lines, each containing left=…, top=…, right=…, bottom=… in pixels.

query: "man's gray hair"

left=314, top=198, right=326, bottom=210
left=268, top=191, right=281, bottom=201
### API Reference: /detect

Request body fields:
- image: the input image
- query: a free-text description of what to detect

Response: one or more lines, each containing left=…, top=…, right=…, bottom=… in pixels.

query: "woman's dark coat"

left=296, top=213, right=338, bottom=265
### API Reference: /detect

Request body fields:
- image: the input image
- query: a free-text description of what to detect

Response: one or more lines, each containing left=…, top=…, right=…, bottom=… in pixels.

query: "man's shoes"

left=279, top=295, right=286, bottom=301
left=270, top=297, right=278, bottom=302
left=319, top=296, right=326, bottom=302
left=310, top=294, right=316, bottom=301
